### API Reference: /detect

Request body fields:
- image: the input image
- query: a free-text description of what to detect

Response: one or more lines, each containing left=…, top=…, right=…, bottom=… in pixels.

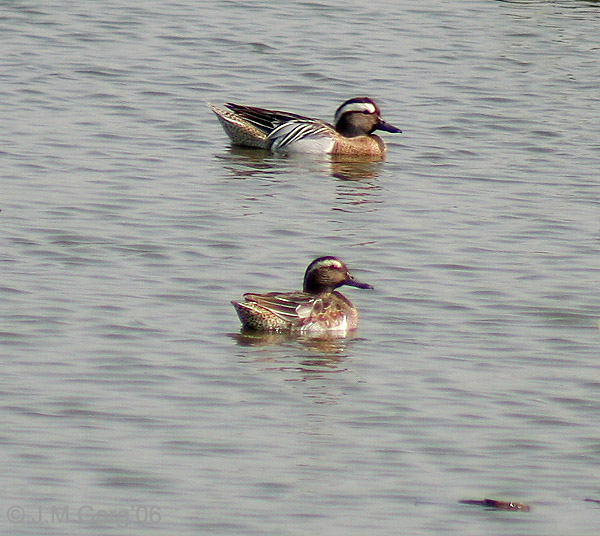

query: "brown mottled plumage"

left=232, top=256, right=373, bottom=334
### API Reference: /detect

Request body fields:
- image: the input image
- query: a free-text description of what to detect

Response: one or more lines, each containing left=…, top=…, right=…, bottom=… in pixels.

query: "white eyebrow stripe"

left=334, top=102, right=377, bottom=123
left=312, top=259, right=343, bottom=270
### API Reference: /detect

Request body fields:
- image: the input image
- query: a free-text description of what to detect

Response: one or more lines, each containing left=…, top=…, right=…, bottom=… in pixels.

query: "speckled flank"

left=232, top=300, right=291, bottom=331
left=333, top=134, right=387, bottom=157
left=232, top=256, right=373, bottom=333
left=208, top=104, right=270, bottom=149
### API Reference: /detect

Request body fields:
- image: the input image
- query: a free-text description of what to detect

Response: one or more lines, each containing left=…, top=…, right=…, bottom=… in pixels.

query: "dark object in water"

left=584, top=498, right=600, bottom=505
left=459, top=498, right=531, bottom=512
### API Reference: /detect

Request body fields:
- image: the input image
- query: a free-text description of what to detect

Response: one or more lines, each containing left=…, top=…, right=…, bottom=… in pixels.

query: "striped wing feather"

left=224, top=104, right=310, bottom=135
left=243, top=292, right=317, bottom=327
left=242, top=292, right=355, bottom=332
left=268, top=120, right=334, bottom=152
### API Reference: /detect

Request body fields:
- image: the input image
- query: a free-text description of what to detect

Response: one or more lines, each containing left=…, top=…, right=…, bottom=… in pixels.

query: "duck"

left=208, top=97, right=401, bottom=157
left=232, top=256, right=373, bottom=334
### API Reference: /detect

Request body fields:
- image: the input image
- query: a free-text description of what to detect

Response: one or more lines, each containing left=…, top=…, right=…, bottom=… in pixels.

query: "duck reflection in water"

left=231, top=328, right=360, bottom=355
left=229, top=256, right=373, bottom=372
left=230, top=329, right=360, bottom=386
left=216, top=145, right=384, bottom=181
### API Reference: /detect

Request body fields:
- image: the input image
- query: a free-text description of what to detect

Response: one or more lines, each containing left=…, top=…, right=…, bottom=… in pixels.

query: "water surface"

left=1, top=1, right=600, bottom=534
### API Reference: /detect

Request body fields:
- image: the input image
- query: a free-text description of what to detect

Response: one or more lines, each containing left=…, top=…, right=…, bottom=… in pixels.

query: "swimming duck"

left=232, top=256, right=373, bottom=334
left=209, top=97, right=401, bottom=157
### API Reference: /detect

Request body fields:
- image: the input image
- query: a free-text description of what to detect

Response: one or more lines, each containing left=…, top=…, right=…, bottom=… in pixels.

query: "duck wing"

left=242, top=291, right=316, bottom=327
left=224, top=103, right=311, bottom=135
left=268, top=119, right=335, bottom=152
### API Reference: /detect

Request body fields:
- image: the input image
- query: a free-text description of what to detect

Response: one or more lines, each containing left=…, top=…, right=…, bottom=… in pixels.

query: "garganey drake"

left=208, top=97, right=401, bottom=157
left=232, top=256, right=373, bottom=334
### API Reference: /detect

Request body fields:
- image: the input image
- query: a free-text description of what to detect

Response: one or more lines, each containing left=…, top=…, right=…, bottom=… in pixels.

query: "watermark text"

left=6, top=504, right=161, bottom=526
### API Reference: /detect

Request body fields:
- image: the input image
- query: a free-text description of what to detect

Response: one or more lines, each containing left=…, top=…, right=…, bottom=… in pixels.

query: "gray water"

left=2, top=0, right=600, bottom=534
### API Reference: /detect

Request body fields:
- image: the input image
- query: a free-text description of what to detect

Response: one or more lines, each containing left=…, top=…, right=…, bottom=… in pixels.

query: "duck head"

left=303, top=256, right=374, bottom=294
left=333, top=97, right=402, bottom=138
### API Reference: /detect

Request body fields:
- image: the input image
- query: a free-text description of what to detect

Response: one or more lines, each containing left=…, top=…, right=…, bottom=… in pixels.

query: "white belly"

left=274, top=136, right=335, bottom=154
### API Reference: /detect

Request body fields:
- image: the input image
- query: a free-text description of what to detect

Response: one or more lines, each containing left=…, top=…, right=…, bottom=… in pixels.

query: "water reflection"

left=329, top=155, right=384, bottom=181
left=230, top=330, right=359, bottom=403
left=231, top=329, right=356, bottom=355
left=214, top=146, right=276, bottom=179
left=215, top=146, right=383, bottom=181
left=216, top=147, right=384, bottom=212
left=333, top=180, right=382, bottom=213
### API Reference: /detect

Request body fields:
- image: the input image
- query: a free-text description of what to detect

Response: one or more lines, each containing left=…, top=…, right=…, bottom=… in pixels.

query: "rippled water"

left=2, top=0, right=600, bottom=534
